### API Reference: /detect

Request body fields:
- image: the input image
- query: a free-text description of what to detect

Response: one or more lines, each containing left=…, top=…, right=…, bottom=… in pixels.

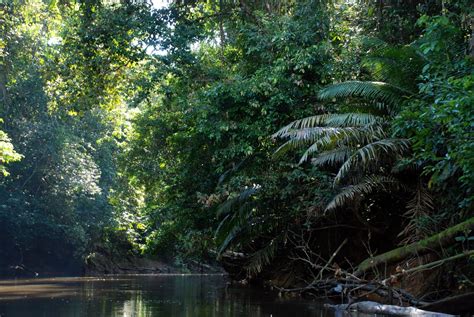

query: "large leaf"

left=215, top=186, right=259, bottom=255
left=326, top=175, right=403, bottom=211
left=317, top=81, right=409, bottom=111
left=273, top=113, right=381, bottom=139
left=334, top=138, right=411, bottom=183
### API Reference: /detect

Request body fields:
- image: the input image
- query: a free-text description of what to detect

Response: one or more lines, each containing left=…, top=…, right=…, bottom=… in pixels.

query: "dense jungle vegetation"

left=0, top=0, right=473, bottom=308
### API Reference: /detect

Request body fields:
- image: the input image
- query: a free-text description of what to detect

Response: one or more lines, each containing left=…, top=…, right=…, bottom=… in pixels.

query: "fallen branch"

left=422, top=292, right=474, bottom=314
left=277, top=277, right=427, bottom=306
left=355, top=217, right=474, bottom=276
left=276, top=252, right=474, bottom=308
left=381, top=250, right=474, bottom=285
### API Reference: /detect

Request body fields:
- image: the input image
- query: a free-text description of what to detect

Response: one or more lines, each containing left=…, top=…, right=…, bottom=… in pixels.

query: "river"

left=0, top=274, right=374, bottom=316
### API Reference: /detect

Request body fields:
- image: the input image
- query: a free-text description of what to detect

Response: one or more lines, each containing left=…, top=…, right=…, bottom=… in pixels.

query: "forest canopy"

left=0, top=0, right=473, bottom=304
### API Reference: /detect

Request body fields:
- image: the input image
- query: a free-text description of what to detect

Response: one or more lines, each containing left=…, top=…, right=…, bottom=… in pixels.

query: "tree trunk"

left=355, top=217, right=474, bottom=276
left=218, top=0, right=225, bottom=58
left=0, top=4, right=10, bottom=114
left=470, top=17, right=474, bottom=57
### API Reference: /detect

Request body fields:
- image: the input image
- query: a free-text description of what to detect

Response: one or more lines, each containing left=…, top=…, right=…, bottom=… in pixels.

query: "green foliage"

left=121, top=0, right=473, bottom=277
left=273, top=69, right=413, bottom=211
left=215, top=186, right=259, bottom=255
left=318, top=81, right=408, bottom=109
left=0, top=0, right=151, bottom=273
left=394, top=14, right=474, bottom=214
left=326, top=175, right=402, bottom=212
left=0, top=124, right=22, bottom=176
left=274, top=9, right=472, bottom=247
left=0, top=0, right=472, bottom=282
left=120, top=0, right=337, bottom=267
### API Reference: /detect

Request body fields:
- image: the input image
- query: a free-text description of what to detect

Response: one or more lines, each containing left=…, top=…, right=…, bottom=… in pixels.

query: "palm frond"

left=362, top=45, right=423, bottom=92
left=406, top=183, right=434, bottom=215
left=305, top=125, right=388, bottom=165
left=334, top=138, right=411, bottom=183
left=217, top=186, right=258, bottom=217
left=333, top=125, right=387, bottom=148
left=297, top=134, right=339, bottom=163
left=273, top=117, right=339, bottom=138
left=278, top=127, right=332, bottom=140
left=297, top=126, right=386, bottom=164
left=215, top=203, right=255, bottom=255
left=245, top=239, right=279, bottom=275
left=217, top=218, right=244, bottom=256
left=398, top=182, right=434, bottom=244
left=274, top=127, right=355, bottom=160
left=324, top=113, right=382, bottom=127
left=317, top=81, right=410, bottom=110
left=273, top=112, right=388, bottom=161
left=215, top=186, right=259, bottom=255
left=273, top=113, right=381, bottom=139
left=311, top=147, right=352, bottom=167
left=325, top=175, right=402, bottom=211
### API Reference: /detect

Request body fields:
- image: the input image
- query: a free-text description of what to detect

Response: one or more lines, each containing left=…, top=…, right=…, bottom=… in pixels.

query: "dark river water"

left=0, top=275, right=370, bottom=317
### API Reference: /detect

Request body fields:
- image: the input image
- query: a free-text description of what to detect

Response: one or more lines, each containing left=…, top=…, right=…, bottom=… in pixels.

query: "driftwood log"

left=326, top=301, right=456, bottom=317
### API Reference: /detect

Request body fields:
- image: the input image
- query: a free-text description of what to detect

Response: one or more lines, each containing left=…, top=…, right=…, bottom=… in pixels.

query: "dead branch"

left=381, top=250, right=474, bottom=285
left=316, top=238, right=348, bottom=280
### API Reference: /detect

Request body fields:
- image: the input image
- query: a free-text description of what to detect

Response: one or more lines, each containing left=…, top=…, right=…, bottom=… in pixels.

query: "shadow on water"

left=0, top=275, right=376, bottom=317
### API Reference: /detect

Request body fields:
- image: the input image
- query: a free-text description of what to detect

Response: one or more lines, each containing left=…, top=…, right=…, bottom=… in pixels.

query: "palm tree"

left=214, top=43, right=428, bottom=274
left=214, top=185, right=283, bottom=276
left=273, top=43, right=432, bottom=237
left=273, top=80, right=412, bottom=211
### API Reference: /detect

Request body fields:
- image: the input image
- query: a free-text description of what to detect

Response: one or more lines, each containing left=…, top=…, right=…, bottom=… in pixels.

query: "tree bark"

left=355, top=217, right=474, bottom=276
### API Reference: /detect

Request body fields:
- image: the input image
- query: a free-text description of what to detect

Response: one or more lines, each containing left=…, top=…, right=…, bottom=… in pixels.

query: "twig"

left=317, top=238, right=348, bottom=280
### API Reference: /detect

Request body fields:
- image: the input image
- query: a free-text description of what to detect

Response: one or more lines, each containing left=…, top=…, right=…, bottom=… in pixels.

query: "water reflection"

left=0, top=275, right=334, bottom=317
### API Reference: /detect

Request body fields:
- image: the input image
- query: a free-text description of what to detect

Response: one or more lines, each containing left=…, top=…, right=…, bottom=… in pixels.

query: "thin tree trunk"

left=470, top=17, right=474, bottom=57
left=0, top=4, right=11, bottom=117
left=0, top=62, right=8, bottom=111
left=218, top=0, right=225, bottom=58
